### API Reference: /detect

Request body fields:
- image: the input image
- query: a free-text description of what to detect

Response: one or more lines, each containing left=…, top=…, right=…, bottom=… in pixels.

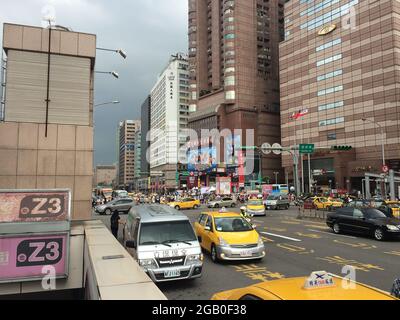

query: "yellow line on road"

left=384, top=251, right=400, bottom=256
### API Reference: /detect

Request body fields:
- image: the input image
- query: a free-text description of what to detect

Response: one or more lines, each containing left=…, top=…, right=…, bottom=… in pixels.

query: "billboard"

left=0, top=190, right=70, bottom=223
left=225, top=135, right=241, bottom=166
left=188, top=147, right=217, bottom=172
left=217, top=177, right=231, bottom=195
left=0, top=233, right=69, bottom=283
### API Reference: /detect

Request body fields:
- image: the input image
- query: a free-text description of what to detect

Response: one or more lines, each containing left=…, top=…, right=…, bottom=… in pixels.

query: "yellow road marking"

left=280, top=220, right=301, bottom=225
left=305, top=224, right=329, bottom=230
left=295, top=232, right=322, bottom=239
left=317, top=256, right=384, bottom=272
left=232, top=264, right=285, bottom=282
left=261, top=236, right=274, bottom=243
left=333, top=239, right=377, bottom=250
left=384, top=251, right=400, bottom=256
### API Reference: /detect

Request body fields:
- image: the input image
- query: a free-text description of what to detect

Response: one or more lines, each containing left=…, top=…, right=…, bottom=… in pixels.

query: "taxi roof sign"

left=304, top=271, right=335, bottom=289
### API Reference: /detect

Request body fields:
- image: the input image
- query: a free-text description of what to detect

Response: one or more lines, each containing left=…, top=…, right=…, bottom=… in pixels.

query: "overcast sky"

left=0, top=0, right=188, bottom=165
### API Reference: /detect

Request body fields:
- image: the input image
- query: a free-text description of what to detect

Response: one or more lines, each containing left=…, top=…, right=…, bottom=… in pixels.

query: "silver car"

left=208, top=197, right=237, bottom=208
left=95, top=198, right=134, bottom=215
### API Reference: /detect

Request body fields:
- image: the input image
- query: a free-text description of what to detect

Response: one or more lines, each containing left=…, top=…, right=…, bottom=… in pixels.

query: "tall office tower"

left=118, top=120, right=141, bottom=188
left=187, top=0, right=286, bottom=186
left=280, top=0, right=400, bottom=194
left=149, top=54, right=191, bottom=191
left=133, top=130, right=142, bottom=181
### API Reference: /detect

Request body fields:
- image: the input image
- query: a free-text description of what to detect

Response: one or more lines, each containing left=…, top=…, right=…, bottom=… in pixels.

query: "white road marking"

left=260, top=232, right=302, bottom=242
left=308, top=229, right=357, bottom=239
left=253, top=220, right=264, bottom=223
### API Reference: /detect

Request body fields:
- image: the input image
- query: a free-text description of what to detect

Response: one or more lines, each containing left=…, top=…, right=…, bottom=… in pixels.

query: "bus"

left=262, top=184, right=289, bottom=198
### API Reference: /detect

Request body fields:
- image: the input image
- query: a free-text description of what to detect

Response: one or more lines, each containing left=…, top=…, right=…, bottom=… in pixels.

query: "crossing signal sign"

left=331, top=145, right=352, bottom=151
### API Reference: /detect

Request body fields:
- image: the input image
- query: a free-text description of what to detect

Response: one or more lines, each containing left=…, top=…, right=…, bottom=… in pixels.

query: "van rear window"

left=139, top=221, right=197, bottom=245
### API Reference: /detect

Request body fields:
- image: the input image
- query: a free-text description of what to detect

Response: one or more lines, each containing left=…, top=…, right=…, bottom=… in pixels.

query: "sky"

left=0, top=0, right=188, bottom=165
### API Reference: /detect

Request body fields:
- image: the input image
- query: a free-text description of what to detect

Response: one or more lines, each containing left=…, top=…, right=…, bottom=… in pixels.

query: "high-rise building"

left=280, top=0, right=400, bottom=194
left=149, top=54, right=191, bottom=190
left=140, top=95, right=151, bottom=177
left=94, top=164, right=117, bottom=187
left=187, top=0, right=286, bottom=186
left=118, top=120, right=141, bottom=188
left=134, top=130, right=142, bottom=179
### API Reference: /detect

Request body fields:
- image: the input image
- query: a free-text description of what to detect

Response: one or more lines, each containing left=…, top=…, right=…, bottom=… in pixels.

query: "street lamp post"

left=95, top=71, right=119, bottom=79
left=94, top=100, right=120, bottom=108
left=273, top=171, right=279, bottom=184
left=96, top=47, right=127, bottom=59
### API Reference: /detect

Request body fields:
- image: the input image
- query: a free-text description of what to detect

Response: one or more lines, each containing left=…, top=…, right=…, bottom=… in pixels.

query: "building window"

left=317, top=69, right=343, bottom=81
left=327, top=133, right=337, bottom=140
left=225, top=90, right=235, bottom=100
left=225, top=67, right=235, bottom=73
left=319, top=117, right=344, bottom=127
left=316, top=54, right=342, bottom=67
left=300, top=0, right=340, bottom=17
left=224, top=33, right=235, bottom=39
left=318, top=100, right=344, bottom=111
left=316, top=38, right=341, bottom=52
left=224, top=75, right=235, bottom=86
left=317, top=85, right=343, bottom=96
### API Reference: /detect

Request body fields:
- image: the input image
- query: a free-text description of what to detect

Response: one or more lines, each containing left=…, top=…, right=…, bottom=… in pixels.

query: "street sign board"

left=382, top=165, right=389, bottom=173
left=299, top=144, right=315, bottom=154
left=272, top=143, right=282, bottom=155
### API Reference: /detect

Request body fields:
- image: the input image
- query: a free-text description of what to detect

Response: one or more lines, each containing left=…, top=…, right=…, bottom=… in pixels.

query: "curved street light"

left=95, top=71, right=119, bottom=79
left=96, top=47, right=127, bottom=59
left=94, top=100, right=120, bottom=108
left=361, top=118, right=385, bottom=166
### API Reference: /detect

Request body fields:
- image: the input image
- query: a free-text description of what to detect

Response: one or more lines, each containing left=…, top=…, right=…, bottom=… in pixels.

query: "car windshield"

left=117, top=191, right=128, bottom=197
left=267, top=195, right=278, bottom=200
left=248, top=200, right=262, bottom=205
left=214, top=217, right=253, bottom=232
left=363, top=208, right=388, bottom=219
left=139, top=221, right=197, bottom=245
left=387, top=203, right=400, bottom=208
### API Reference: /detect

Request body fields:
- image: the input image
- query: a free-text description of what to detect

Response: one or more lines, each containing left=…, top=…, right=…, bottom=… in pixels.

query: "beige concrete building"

left=0, top=23, right=95, bottom=220
left=187, top=0, right=286, bottom=184
left=118, top=120, right=140, bottom=188
left=280, top=0, right=400, bottom=193
left=94, top=164, right=117, bottom=187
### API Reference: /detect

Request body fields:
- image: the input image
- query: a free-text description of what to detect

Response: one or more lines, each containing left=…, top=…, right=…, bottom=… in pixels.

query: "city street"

left=94, top=205, right=400, bottom=300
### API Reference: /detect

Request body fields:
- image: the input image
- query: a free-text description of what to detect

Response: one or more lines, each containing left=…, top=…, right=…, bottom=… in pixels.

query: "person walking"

left=110, top=210, right=121, bottom=239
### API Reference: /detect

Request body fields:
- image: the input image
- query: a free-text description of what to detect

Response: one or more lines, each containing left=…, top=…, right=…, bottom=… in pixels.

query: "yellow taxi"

left=194, top=211, right=265, bottom=262
left=169, top=197, right=200, bottom=210
left=246, top=198, right=266, bottom=216
left=378, top=201, right=400, bottom=219
left=211, top=271, right=398, bottom=300
left=313, top=197, right=343, bottom=210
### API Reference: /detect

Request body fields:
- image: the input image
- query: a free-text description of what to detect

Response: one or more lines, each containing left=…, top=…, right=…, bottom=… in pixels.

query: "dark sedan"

left=326, top=207, right=400, bottom=241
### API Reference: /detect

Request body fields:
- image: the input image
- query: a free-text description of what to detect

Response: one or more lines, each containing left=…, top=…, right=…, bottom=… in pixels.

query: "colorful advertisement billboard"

left=0, top=233, right=69, bottom=283
left=188, top=147, right=217, bottom=172
left=225, top=135, right=241, bottom=166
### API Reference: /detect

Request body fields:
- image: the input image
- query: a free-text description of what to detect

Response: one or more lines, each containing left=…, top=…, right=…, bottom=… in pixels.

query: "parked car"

left=168, top=197, right=200, bottom=210
left=95, top=198, right=134, bottom=215
left=124, top=205, right=203, bottom=282
left=211, top=271, right=398, bottom=300
left=326, top=206, right=400, bottom=241
left=194, top=211, right=265, bottom=262
left=378, top=201, right=400, bottom=219
left=264, top=195, right=290, bottom=210
left=313, top=197, right=343, bottom=211
left=208, top=197, right=237, bottom=208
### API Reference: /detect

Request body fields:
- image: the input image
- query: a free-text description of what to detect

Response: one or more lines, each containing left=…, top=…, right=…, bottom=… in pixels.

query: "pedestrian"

left=110, top=210, right=121, bottom=239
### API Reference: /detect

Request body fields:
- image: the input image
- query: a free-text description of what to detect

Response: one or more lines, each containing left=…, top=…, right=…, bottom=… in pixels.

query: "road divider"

left=260, top=232, right=301, bottom=242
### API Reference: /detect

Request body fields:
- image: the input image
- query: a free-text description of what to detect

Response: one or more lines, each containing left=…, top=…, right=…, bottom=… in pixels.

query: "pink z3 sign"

left=0, top=233, right=69, bottom=282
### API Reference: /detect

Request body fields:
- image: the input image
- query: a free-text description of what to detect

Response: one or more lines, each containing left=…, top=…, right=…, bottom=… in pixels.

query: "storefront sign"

left=317, top=24, right=336, bottom=36
left=0, top=190, right=70, bottom=223
left=216, top=177, right=231, bottom=195
left=0, top=233, right=69, bottom=283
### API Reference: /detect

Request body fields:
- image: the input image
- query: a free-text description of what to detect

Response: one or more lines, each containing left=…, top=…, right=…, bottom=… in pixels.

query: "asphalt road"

left=93, top=205, right=400, bottom=300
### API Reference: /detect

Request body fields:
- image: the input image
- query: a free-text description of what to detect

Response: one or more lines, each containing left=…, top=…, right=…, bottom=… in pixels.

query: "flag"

left=290, top=108, right=309, bottom=120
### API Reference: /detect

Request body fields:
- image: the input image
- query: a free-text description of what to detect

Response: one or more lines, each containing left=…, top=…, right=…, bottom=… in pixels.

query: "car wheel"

left=231, top=203, right=236, bottom=208
left=175, top=205, right=180, bottom=210
left=374, top=228, right=385, bottom=241
left=105, top=208, right=112, bottom=215
left=214, top=204, right=219, bottom=208
left=333, top=223, right=340, bottom=234
left=211, top=244, right=219, bottom=263
left=193, top=204, right=198, bottom=209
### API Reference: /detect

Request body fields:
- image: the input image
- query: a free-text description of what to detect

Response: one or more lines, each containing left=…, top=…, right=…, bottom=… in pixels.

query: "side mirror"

left=125, top=240, right=136, bottom=249
left=205, top=226, right=211, bottom=231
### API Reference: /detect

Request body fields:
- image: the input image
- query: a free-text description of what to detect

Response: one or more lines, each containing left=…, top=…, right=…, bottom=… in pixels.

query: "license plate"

left=164, top=269, right=181, bottom=278
left=240, top=250, right=253, bottom=257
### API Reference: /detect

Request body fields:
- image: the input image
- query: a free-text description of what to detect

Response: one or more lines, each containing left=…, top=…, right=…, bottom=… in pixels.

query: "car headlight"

left=258, top=237, right=264, bottom=246
left=139, top=258, right=158, bottom=270
left=186, top=254, right=203, bottom=265
left=386, top=225, right=400, bottom=231
left=219, top=237, right=230, bottom=247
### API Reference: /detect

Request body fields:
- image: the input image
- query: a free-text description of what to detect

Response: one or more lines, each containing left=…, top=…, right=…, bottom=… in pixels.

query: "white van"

left=124, top=204, right=203, bottom=282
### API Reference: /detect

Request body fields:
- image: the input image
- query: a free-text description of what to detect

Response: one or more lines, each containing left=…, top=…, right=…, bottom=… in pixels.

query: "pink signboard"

left=0, top=190, right=70, bottom=223
left=0, top=233, right=69, bottom=282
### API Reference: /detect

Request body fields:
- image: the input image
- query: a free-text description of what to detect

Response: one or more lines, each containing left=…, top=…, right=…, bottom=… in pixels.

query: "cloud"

left=0, top=0, right=188, bottom=166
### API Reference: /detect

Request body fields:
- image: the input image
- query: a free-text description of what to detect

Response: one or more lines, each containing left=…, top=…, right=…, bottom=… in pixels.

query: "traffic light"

left=331, top=145, right=352, bottom=151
